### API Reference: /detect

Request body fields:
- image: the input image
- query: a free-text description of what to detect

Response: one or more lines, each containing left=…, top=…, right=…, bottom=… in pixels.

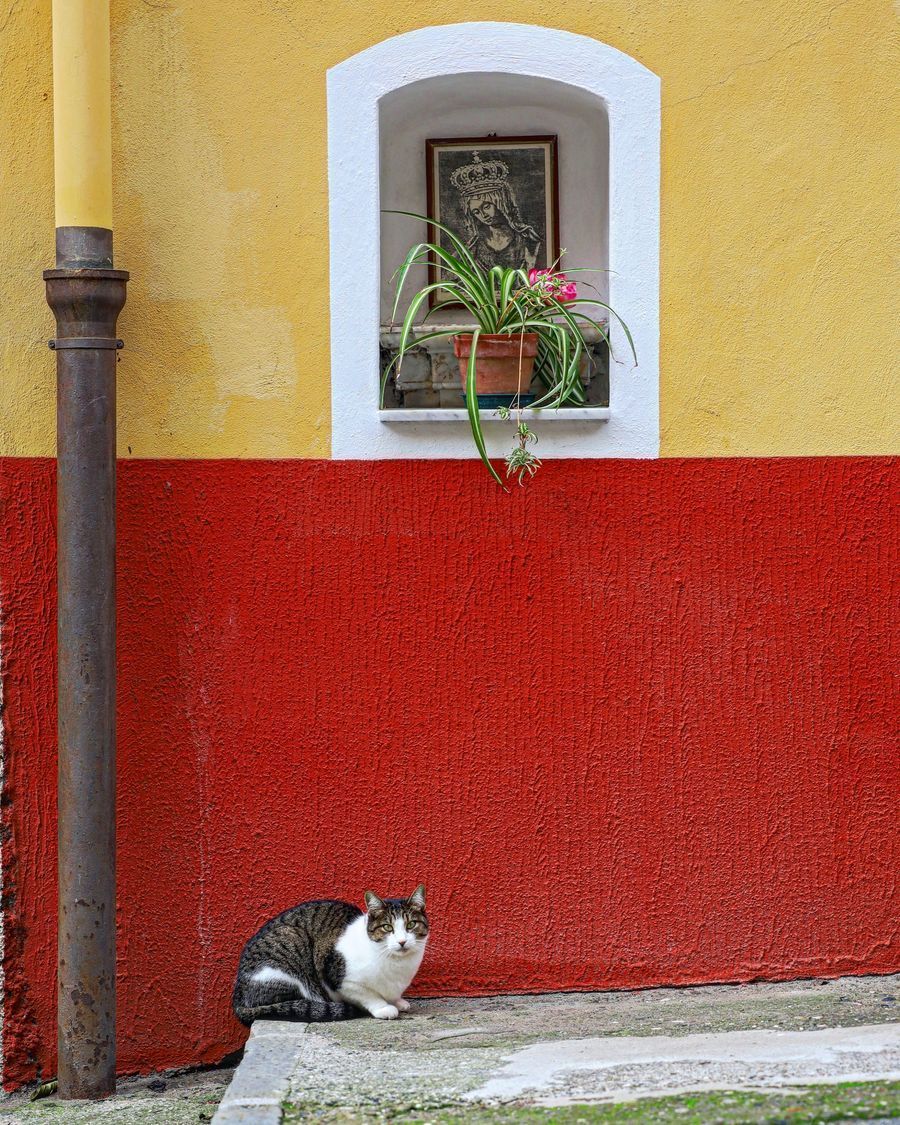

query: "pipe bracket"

left=49, top=337, right=124, bottom=350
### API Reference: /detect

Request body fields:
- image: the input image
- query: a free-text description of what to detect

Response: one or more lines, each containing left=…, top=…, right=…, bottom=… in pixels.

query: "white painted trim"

left=327, top=22, right=660, bottom=460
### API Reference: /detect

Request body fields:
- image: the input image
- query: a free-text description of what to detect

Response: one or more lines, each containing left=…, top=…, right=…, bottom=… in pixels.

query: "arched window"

left=328, top=22, right=660, bottom=460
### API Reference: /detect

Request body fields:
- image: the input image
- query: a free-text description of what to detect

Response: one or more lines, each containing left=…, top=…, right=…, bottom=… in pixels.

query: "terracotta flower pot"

left=453, top=333, right=539, bottom=401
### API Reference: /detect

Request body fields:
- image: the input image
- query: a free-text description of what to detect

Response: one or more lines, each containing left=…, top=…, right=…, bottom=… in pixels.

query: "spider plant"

left=383, top=211, right=636, bottom=487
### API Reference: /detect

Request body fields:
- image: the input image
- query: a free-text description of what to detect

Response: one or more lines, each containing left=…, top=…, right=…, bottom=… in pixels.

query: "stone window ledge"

left=380, top=407, right=609, bottom=423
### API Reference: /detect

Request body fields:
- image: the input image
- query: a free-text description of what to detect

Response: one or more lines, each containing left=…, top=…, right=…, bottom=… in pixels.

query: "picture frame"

left=425, top=135, right=560, bottom=306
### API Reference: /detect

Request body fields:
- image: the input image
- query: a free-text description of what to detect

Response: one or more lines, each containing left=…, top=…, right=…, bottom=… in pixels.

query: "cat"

left=232, top=885, right=428, bottom=1024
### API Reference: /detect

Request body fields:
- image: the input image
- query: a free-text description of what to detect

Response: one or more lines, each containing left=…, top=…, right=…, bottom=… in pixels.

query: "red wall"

left=1, top=456, right=898, bottom=1086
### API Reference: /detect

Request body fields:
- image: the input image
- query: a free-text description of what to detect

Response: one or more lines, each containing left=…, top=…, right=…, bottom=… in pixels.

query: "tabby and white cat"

left=232, top=886, right=428, bottom=1024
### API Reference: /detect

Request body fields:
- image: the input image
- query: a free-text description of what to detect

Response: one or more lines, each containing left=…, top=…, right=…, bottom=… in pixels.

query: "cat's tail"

left=234, top=998, right=364, bottom=1026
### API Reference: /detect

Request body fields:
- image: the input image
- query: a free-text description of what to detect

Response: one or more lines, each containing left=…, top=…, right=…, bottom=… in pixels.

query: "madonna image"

left=426, top=135, right=560, bottom=304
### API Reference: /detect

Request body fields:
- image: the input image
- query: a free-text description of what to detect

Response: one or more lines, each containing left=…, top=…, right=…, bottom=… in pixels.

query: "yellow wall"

left=1, top=0, right=897, bottom=459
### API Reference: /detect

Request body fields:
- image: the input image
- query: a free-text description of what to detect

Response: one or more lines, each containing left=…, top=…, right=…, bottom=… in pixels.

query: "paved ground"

left=2, top=976, right=898, bottom=1123
left=215, top=974, right=900, bottom=1124
left=0, top=1066, right=232, bottom=1124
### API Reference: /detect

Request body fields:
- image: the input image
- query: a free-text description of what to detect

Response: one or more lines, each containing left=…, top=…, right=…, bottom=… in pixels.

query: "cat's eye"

left=377, top=924, right=393, bottom=934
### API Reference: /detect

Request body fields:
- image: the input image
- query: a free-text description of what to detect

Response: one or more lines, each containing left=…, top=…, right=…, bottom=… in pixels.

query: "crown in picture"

left=450, top=152, right=509, bottom=198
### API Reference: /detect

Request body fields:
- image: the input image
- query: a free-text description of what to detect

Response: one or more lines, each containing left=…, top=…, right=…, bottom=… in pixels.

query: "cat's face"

left=364, top=885, right=429, bottom=957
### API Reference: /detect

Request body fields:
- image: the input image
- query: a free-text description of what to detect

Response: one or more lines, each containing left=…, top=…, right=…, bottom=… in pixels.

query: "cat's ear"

left=408, top=884, right=426, bottom=909
left=364, top=891, right=384, bottom=913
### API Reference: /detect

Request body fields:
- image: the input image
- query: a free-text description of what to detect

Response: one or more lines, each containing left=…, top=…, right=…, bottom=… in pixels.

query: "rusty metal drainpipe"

left=43, top=0, right=127, bottom=1101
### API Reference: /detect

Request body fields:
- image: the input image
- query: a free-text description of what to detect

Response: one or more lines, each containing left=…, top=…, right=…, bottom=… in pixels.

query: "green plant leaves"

left=382, top=211, right=636, bottom=484
left=463, top=328, right=505, bottom=489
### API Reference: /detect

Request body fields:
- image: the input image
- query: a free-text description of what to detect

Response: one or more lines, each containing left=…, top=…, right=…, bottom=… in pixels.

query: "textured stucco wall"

left=1, top=456, right=898, bottom=1085
left=0, top=0, right=897, bottom=458
left=0, top=0, right=897, bottom=1092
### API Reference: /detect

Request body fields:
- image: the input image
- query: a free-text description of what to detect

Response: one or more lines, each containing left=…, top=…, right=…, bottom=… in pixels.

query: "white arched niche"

left=327, top=22, right=660, bottom=460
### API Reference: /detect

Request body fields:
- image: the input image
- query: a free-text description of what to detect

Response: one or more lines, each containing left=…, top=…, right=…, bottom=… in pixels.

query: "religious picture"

left=426, top=135, right=559, bottom=304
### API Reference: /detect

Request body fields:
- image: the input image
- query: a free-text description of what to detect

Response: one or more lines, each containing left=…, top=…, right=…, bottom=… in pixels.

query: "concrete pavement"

left=214, top=974, right=900, bottom=1123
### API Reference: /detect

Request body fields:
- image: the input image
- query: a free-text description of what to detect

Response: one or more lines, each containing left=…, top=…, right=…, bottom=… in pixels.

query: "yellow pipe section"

left=52, top=0, right=113, bottom=229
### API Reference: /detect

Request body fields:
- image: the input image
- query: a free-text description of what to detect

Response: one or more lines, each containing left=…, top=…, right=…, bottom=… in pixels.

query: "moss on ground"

left=0, top=1071, right=228, bottom=1124
left=282, top=1080, right=900, bottom=1124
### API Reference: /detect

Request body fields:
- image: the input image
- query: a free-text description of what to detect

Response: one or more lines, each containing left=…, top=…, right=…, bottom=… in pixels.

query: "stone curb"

left=212, top=1022, right=308, bottom=1125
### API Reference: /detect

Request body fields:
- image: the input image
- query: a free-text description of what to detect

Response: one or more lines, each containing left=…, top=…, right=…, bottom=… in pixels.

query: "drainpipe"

left=43, top=0, right=127, bottom=1100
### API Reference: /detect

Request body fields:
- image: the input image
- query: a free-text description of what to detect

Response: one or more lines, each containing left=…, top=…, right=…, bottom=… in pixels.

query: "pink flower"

left=527, top=268, right=577, bottom=304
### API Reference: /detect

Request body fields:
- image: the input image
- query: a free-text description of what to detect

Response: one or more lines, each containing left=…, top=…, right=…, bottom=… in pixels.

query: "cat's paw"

left=394, top=998, right=411, bottom=1012
left=372, top=1004, right=399, bottom=1020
